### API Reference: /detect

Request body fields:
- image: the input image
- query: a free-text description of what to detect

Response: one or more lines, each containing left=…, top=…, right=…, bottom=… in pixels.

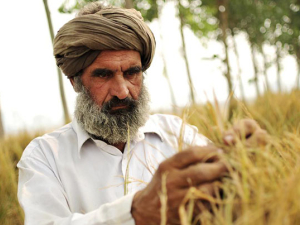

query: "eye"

left=124, top=66, right=142, bottom=77
left=91, top=69, right=113, bottom=78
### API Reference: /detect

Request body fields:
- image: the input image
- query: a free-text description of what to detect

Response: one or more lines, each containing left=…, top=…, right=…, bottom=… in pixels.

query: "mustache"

left=101, top=96, right=137, bottom=113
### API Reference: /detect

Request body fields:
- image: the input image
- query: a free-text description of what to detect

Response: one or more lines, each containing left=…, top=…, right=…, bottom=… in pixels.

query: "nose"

left=109, top=76, right=129, bottom=99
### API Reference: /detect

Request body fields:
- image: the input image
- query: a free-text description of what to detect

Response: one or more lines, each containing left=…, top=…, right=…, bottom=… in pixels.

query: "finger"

left=233, top=119, right=260, bottom=139
left=167, top=182, right=219, bottom=209
left=245, top=129, right=269, bottom=147
left=172, top=161, right=227, bottom=187
left=166, top=183, right=221, bottom=223
left=160, top=146, right=224, bottom=171
left=223, top=119, right=261, bottom=145
left=223, top=129, right=236, bottom=146
left=197, top=182, right=219, bottom=196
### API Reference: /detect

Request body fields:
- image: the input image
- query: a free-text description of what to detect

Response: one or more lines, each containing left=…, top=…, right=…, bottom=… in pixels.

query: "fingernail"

left=217, top=148, right=224, bottom=154
left=224, top=135, right=234, bottom=144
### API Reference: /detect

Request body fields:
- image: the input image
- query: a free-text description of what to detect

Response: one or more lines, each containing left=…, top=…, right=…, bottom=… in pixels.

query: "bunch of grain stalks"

left=177, top=90, right=300, bottom=225
left=0, top=132, right=39, bottom=225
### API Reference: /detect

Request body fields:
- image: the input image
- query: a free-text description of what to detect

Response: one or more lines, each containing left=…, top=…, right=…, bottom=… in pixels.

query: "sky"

left=0, top=0, right=298, bottom=134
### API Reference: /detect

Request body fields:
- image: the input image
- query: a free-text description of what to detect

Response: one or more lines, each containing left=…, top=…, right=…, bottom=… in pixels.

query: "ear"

left=69, top=77, right=75, bottom=87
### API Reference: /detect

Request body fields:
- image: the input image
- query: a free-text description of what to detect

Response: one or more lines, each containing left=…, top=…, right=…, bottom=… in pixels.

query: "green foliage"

left=133, top=0, right=159, bottom=21
left=179, top=2, right=219, bottom=40
left=59, top=0, right=103, bottom=13
left=58, top=0, right=161, bottom=22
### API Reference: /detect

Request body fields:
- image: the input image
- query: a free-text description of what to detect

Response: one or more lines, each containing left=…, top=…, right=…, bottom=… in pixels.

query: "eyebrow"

left=124, top=66, right=142, bottom=74
left=91, top=68, right=113, bottom=77
left=91, top=66, right=142, bottom=77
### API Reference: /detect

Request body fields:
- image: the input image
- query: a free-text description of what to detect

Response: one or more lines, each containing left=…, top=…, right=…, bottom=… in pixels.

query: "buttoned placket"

left=92, top=132, right=146, bottom=195
left=121, top=131, right=146, bottom=195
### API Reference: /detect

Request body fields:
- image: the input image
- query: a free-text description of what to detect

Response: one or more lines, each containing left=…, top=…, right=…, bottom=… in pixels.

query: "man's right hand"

left=131, top=145, right=227, bottom=225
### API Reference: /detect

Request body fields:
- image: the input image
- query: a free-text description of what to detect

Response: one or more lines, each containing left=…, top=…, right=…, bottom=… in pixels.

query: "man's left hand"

left=223, top=119, right=269, bottom=147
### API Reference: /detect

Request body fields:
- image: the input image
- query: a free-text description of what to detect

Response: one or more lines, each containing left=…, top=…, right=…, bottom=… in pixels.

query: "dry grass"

left=181, top=90, right=300, bottom=224
left=0, top=132, right=40, bottom=225
left=1, top=90, right=300, bottom=224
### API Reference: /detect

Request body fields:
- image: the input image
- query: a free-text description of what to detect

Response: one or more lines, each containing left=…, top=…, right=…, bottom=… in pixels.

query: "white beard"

left=75, top=84, right=150, bottom=144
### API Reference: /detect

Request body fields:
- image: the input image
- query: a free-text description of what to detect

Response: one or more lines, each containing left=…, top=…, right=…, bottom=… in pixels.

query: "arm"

left=18, top=156, right=135, bottom=225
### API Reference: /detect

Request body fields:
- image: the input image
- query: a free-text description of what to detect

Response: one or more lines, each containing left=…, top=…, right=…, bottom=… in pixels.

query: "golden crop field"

left=1, top=90, right=300, bottom=224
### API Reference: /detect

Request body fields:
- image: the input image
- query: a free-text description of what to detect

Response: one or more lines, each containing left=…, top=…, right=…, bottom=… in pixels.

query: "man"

left=17, top=3, right=265, bottom=225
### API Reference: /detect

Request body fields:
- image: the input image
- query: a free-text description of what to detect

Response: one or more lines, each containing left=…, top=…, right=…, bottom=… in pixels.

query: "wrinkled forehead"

left=82, top=50, right=142, bottom=73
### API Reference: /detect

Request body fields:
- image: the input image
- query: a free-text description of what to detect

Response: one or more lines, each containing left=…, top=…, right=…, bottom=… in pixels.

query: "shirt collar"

left=138, top=116, right=164, bottom=142
left=72, top=116, right=163, bottom=155
left=72, top=119, right=91, bottom=156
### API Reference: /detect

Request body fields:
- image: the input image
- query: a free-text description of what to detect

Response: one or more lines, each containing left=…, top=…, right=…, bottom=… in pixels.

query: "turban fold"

left=53, top=6, right=156, bottom=78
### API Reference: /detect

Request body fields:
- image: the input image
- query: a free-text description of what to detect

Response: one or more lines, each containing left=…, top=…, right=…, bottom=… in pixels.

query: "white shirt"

left=18, top=114, right=208, bottom=225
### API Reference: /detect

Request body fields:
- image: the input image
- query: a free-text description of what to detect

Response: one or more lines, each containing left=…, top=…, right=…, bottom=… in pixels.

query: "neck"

left=89, top=133, right=126, bottom=152
left=112, top=142, right=126, bottom=152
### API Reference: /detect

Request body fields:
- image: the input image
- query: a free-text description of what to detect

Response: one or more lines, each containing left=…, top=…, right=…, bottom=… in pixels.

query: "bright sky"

left=0, top=0, right=298, bottom=134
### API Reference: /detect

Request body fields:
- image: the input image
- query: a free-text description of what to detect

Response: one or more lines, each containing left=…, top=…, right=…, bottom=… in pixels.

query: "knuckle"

left=196, top=167, right=209, bottom=181
left=157, top=162, right=168, bottom=174
left=187, top=148, right=198, bottom=158
left=166, top=178, right=175, bottom=190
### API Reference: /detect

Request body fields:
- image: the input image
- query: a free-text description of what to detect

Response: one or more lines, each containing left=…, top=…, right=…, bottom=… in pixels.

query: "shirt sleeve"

left=18, top=156, right=136, bottom=225
left=180, top=120, right=210, bottom=148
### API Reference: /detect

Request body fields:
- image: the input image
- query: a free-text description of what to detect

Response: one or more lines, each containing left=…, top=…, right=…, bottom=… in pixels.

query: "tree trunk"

left=162, top=55, right=178, bottom=114
left=217, top=0, right=236, bottom=118
left=275, top=44, right=282, bottom=92
left=124, top=0, right=134, bottom=9
left=217, top=0, right=233, bottom=95
left=177, top=1, right=196, bottom=105
left=158, top=5, right=177, bottom=114
left=297, top=57, right=300, bottom=90
left=261, top=45, right=271, bottom=91
left=43, top=0, right=70, bottom=124
left=231, top=30, right=245, bottom=101
left=294, top=47, right=300, bottom=90
left=250, top=43, right=261, bottom=97
left=0, top=98, right=4, bottom=139
left=178, top=0, right=196, bottom=105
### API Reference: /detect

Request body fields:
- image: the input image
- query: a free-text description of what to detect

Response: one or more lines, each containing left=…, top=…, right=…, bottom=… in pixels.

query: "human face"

left=79, top=50, right=143, bottom=110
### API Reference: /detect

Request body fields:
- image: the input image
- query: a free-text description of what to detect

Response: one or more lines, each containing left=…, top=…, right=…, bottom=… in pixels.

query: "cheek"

left=88, top=85, right=109, bottom=105
left=129, top=78, right=143, bottom=100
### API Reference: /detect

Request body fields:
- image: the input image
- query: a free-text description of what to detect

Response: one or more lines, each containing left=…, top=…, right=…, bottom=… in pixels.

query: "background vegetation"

left=1, top=0, right=300, bottom=224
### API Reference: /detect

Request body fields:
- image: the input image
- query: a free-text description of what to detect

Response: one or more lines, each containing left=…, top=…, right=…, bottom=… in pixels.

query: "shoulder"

left=147, top=114, right=209, bottom=147
left=20, top=123, right=76, bottom=160
left=148, top=113, right=196, bottom=134
left=149, top=114, right=185, bottom=127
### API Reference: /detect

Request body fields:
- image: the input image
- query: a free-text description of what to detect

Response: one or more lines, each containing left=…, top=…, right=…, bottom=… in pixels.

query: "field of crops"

left=1, top=90, right=300, bottom=224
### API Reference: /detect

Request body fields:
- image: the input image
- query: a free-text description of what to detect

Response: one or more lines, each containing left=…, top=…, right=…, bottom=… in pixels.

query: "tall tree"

left=275, top=43, right=282, bottom=92
left=231, top=30, right=246, bottom=100
left=275, top=0, right=300, bottom=89
left=177, top=0, right=196, bottom=104
left=260, top=45, right=271, bottom=91
left=217, top=0, right=233, bottom=94
left=250, top=43, right=261, bottom=96
left=43, top=0, right=70, bottom=124
left=184, top=0, right=234, bottom=96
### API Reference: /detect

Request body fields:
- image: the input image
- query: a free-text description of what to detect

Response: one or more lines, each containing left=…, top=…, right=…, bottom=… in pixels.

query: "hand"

left=223, top=119, right=269, bottom=147
left=131, top=145, right=227, bottom=225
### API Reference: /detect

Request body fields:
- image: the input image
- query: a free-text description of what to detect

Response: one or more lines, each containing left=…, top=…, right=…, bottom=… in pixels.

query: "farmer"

left=17, top=3, right=266, bottom=225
